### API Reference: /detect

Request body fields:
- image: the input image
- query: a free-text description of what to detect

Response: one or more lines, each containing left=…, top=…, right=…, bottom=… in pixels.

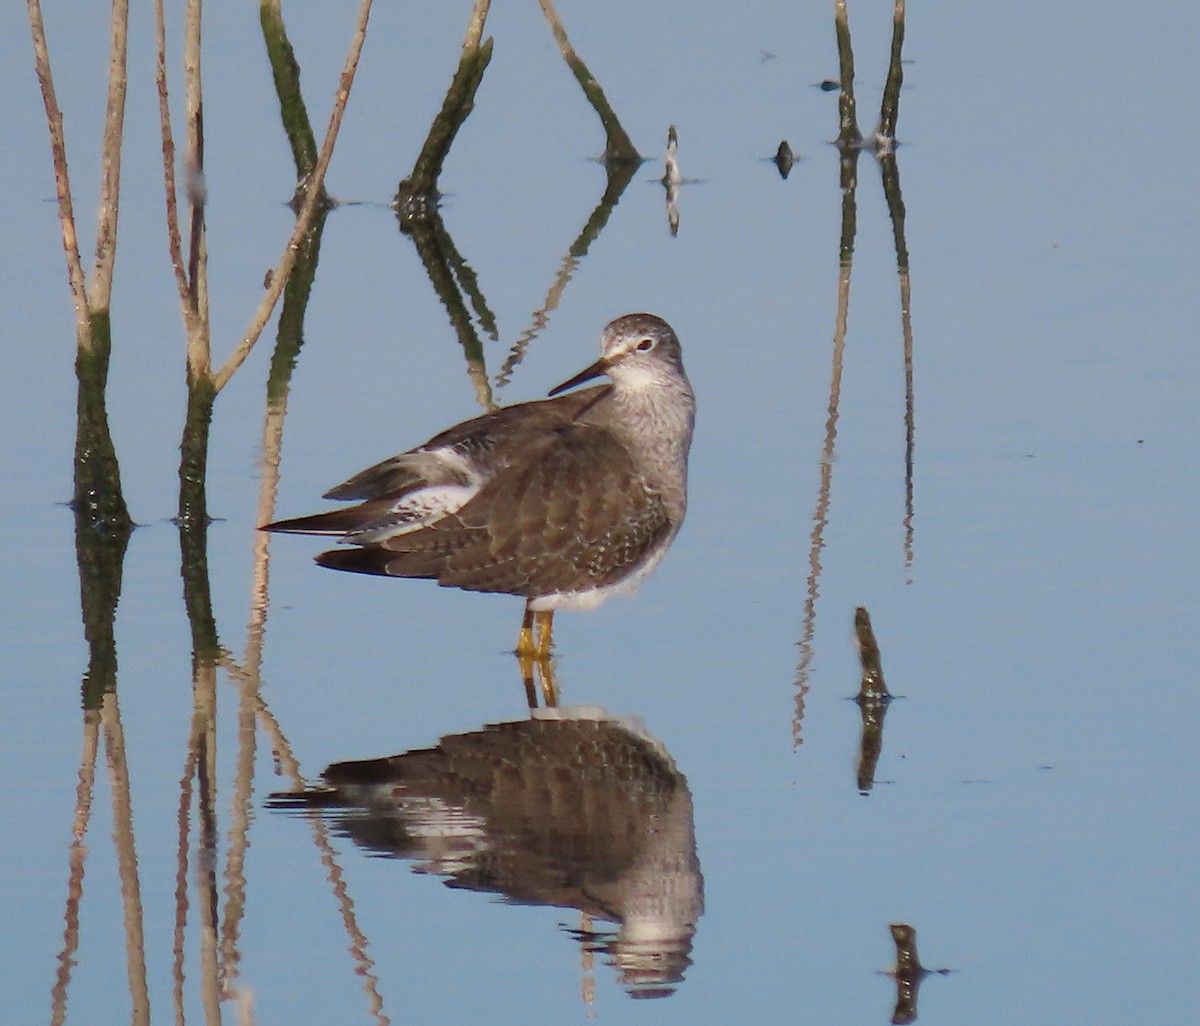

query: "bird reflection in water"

left=272, top=707, right=704, bottom=999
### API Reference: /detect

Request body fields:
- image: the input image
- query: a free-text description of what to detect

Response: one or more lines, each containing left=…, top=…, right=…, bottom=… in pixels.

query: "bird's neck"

left=608, top=382, right=695, bottom=511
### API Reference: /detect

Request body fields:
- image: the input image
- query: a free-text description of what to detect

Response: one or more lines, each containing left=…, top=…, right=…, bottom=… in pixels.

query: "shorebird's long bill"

left=547, top=357, right=610, bottom=396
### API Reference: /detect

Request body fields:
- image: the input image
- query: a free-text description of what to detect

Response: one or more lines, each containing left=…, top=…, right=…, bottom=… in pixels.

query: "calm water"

left=3, top=2, right=1198, bottom=1024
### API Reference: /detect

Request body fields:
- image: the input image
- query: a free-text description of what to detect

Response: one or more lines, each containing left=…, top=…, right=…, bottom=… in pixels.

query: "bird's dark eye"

left=636, top=337, right=655, bottom=351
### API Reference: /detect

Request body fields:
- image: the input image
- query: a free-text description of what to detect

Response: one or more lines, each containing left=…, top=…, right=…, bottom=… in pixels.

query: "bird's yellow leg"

left=534, top=610, right=557, bottom=706
left=517, top=603, right=537, bottom=659
left=537, top=654, right=559, bottom=708
left=517, top=650, right=539, bottom=709
left=513, top=604, right=542, bottom=710
left=514, top=606, right=558, bottom=707
left=534, top=610, right=555, bottom=659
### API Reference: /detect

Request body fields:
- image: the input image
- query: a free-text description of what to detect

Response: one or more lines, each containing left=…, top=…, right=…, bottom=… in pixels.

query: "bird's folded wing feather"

left=323, top=385, right=611, bottom=501
left=372, top=424, right=672, bottom=596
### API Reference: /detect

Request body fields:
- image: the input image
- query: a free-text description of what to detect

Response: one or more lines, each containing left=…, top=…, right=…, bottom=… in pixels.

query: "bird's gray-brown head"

left=549, top=313, right=691, bottom=398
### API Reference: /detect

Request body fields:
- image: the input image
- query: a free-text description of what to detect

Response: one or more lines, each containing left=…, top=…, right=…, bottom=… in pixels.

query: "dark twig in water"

left=854, top=607, right=890, bottom=700
left=853, top=607, right=893, bottom=793
left=886, top=924, right=951, bottom=1024
left=773, top=140, right=796, bottom=179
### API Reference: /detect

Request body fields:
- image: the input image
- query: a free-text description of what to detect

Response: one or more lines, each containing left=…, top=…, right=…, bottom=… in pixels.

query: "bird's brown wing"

left=322, top=386, right=611, bottom=501
left=339, top=424, right=673, bottom=596
left=266, top=387, right=612, bottom=536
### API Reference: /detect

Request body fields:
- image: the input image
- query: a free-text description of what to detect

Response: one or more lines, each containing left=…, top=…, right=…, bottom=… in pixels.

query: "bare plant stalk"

left=156, top=0, right=371, bottom=394
left=218, top=667, right=257, bottom=993
left=251, top=695, right=391, bottom=1024
left=190, top=670, right=221, bottom=1026
left=878, top=0, right=906, bottom=142
left=91, top=0, right=130, bottom=311
left=212, top=0, right=375, bottom=394
left=184, top=0, right=210, bottom=383
left=50, top=710, right=101, bottom=1026
left=834, top=0, right=861, bottom=148
left=30, top=0, right=133, bottom=526
left=27, top=0, right=94, bottom=350
left=102, top=692, right=151, bottom=1026
left=462, top=0, right=489, bottom=50
left=155, top=0, right=197, bottom=335
left=794, top=149, right=858, bottom=747
left=172, top=744, right=196, bottom=1026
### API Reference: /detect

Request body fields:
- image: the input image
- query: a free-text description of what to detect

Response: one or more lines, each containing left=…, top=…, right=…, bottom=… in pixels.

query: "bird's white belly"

left=528, top=537, right=673, bottom=612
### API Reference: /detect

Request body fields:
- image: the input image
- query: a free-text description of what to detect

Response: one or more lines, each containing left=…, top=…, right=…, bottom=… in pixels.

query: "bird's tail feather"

left=262, top=502, right=390, bottom=536
left=316, top=546, right=443, bottom=579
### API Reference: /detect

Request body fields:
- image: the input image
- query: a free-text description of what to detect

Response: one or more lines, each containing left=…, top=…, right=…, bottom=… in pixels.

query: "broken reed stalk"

left=399, top=0, right=493, bottom=204
left=538, top=0, right=640, bottom=164
left=833, top=0, right=861, bottom=148
left=878, top=0, right=906, bottom=142
left=260, top=0, right=324, bottom=200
